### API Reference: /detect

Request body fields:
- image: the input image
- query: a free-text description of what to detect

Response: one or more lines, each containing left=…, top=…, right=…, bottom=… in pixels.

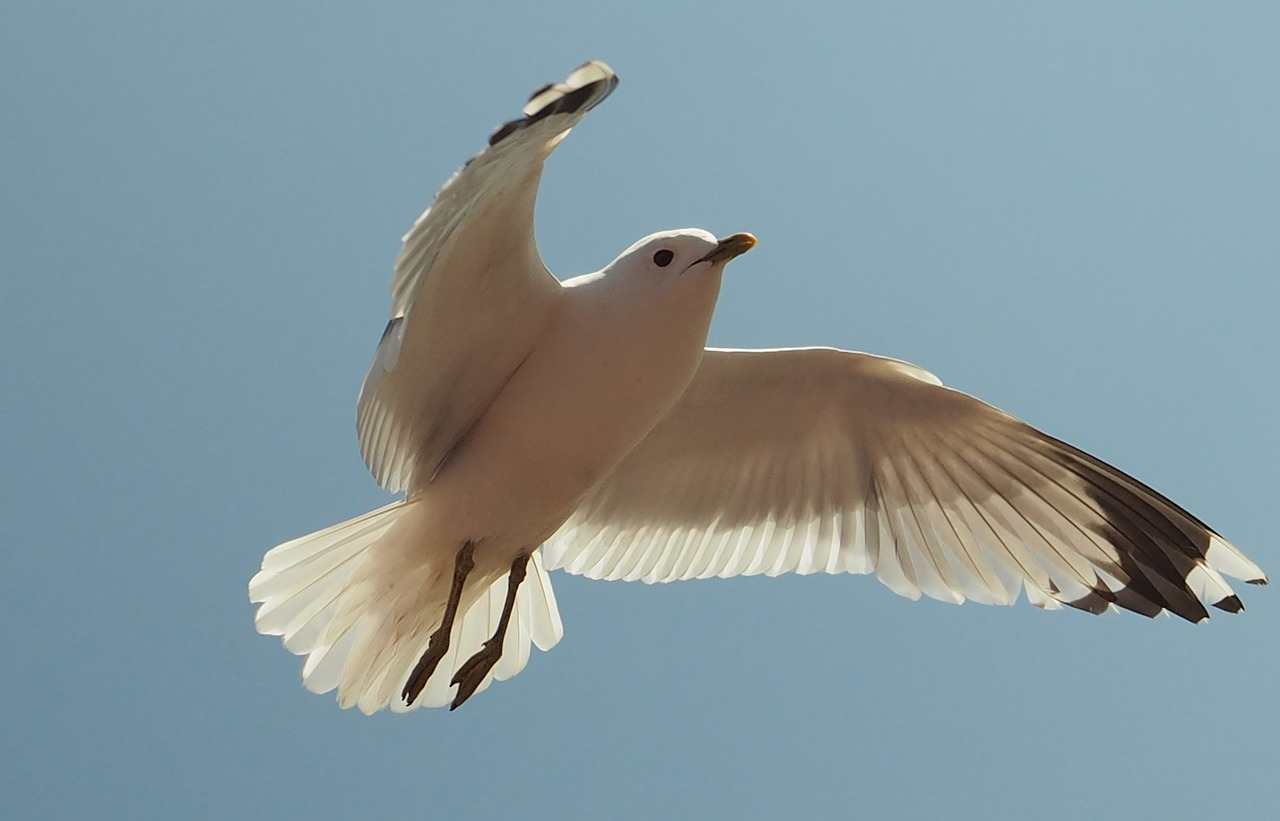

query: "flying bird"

left=249, top=60, right=1267, bottom=715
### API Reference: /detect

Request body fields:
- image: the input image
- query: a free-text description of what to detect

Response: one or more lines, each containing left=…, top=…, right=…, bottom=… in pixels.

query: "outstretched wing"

left=357, top=61, right=619, bottom=493
left=542, top=347, right=1266, bottom=621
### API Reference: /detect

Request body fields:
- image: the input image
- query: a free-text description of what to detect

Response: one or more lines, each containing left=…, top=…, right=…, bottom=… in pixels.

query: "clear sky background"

left=3, top=3, right=1278, bottom=819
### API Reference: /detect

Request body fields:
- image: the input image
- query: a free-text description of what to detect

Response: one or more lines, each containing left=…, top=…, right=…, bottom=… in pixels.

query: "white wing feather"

left=544, top=348, right=1266, bottom=621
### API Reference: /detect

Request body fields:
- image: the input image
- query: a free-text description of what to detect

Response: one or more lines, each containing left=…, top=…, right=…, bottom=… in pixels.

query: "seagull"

left=249, top=60, right=1267, bottom=715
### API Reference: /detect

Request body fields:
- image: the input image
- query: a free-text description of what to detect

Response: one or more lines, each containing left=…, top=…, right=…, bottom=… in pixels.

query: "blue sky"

left=3, top=3, right=1278, bottom=818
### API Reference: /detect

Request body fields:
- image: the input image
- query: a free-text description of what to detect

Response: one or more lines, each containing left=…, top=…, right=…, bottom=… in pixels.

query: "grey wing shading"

left=542, top=347, right=1266, bottom=621
left=357, top=61, right=619, bottom=493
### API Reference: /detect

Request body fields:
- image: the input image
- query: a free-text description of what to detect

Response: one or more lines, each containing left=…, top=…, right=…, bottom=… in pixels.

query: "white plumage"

left=250, top=61, right=1266, bottom=716
left=250, top=499, right=563, bottom=713
left=543, top=348, right=1261, bottom=622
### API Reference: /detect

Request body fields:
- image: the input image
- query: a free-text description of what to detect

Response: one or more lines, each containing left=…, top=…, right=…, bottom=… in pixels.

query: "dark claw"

left=401, top=541, right=478, bottom=706
left=449, top=640, right=503, bottom=711
left=401, top=635, right=449, bottom=705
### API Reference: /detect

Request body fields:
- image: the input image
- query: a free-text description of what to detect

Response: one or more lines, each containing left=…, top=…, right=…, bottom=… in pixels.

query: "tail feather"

left=257, top=501, right=403, bottom=573
left=391, top=551, right=563, bottom=712
left=249, top=501, right=565, bottom=714
left=527, top=553, right=565, bottom=650
left=251, top=501, right=403, bottom=643
left=302, top=626, right=361, bottom=696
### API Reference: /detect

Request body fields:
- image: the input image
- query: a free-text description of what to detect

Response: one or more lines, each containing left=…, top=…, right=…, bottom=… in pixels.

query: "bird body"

left=250, top=61, right=1265, bottom=716
left=395, top=231, right=734, bottom=597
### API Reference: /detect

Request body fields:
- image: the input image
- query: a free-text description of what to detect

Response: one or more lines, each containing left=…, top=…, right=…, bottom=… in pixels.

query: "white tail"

left=249, top=500, right=564, bottom=714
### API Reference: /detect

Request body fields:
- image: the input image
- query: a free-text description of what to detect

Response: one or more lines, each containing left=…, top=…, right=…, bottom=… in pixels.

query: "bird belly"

left=415, top=302, right=709, bottom=559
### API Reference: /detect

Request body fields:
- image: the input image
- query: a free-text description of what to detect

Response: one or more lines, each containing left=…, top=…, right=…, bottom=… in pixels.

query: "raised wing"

left=357, top=61, right=619, bottom=492
left=542, top=348, right=1267, bottom=621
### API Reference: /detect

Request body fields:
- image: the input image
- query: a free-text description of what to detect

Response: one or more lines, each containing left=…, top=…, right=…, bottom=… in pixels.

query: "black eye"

left=653, top=249, right=675, bottom=267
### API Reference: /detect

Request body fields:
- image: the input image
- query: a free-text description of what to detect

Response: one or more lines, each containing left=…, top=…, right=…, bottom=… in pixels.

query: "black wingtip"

left=488, top=62, right=619, bottom=147
left=1212, top=595, right=1245, bottom=614
left=1065, top=589, right=1115, bottom=615
left=488, top=119, right=523, bottom=147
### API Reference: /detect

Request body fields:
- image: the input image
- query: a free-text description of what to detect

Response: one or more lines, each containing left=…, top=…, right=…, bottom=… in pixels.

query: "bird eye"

left=652, top=249, right=675, bottom=267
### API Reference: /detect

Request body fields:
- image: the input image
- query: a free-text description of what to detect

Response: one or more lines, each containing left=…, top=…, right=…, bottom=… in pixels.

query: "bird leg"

left=449, top=552, right=530, bottom=710
left=401, top=540, right=476, bottom=706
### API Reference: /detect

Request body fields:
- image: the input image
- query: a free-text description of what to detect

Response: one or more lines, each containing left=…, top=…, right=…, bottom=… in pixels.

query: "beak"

left=696, top=232, right=757, bottom=266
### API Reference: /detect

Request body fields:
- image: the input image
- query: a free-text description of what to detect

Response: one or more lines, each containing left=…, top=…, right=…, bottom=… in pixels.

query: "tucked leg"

left=401, top=540, right=476, bottom=706
left=449, top=552, right=530, bottom=710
